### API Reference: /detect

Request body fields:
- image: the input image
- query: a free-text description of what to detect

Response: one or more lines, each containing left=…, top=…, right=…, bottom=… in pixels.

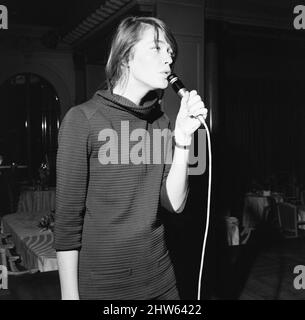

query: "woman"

left=54, top=16, right=207, bottom=300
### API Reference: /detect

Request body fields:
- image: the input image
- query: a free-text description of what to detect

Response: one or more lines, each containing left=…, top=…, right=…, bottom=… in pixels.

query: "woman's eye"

left=152, top=46, right=161, bottom=51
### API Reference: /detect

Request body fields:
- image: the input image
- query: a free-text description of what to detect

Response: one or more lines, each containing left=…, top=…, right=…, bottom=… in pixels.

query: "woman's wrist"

left=174, top=137, right=191, bottom=150
left=174, top=130, right=192, bottom=146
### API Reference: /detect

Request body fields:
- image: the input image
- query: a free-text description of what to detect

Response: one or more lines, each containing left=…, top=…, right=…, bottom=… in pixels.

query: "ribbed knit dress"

left=54, top=90, right=186, bottom=300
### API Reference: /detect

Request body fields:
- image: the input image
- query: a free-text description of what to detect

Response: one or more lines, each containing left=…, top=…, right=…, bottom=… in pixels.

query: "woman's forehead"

left=139, top=25, right=160, bottom=40
left=138, top=26, right=169, bottom=45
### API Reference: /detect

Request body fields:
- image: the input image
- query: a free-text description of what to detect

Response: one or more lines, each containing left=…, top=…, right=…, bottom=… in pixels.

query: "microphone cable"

left=168, top=73, right=212, bottom=300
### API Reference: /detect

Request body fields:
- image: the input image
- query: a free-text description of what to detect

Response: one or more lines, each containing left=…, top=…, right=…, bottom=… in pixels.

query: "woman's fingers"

left=189, top=107, right=208, bottom=118
left=187, top=91, right=205, bottom=109
left=180, top=91, right=190, bottom=109
left=179, top=89, right=208, bottom=120
left=190, top=117, right=202, bottom=131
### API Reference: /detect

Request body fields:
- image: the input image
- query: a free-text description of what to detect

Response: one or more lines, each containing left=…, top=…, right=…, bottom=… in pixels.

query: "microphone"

left=168, top=75, right=211, bottom=301
left=167, top=73, right=205, bottom=125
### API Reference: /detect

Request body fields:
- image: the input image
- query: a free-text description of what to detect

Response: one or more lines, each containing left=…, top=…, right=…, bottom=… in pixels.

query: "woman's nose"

left=164, top=53, right=173, bottom=65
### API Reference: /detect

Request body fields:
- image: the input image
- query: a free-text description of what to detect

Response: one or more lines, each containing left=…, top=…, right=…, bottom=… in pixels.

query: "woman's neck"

left=112, top=80, right=149, bottom=106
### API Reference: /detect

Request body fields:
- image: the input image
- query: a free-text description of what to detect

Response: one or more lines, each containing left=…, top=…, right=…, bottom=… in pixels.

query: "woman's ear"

left=122, top=55, right=130, bottom=69
left=122, top=60, right=129, bottom=69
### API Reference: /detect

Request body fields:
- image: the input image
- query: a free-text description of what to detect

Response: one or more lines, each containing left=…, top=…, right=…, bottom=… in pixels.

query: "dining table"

left=242, top=191, right=284, bottom=229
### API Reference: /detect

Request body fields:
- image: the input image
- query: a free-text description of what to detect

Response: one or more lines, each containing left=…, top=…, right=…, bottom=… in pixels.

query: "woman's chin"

left=147, top=79, right=168, bottom=91
left=158, top=80, right=169, bottom=90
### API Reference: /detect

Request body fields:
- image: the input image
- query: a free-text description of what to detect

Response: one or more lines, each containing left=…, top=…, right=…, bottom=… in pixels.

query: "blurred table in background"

left=2, top=212, right=58, bottom=272
left=17, top=188, right=55, bottom=213
left=242, top=192, right=284, bottom=229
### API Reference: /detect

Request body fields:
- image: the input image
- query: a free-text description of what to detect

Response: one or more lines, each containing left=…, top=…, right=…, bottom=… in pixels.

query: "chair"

left=277, top=202, right=305, bottom=238
left=0, top=224, right=38, bottom=288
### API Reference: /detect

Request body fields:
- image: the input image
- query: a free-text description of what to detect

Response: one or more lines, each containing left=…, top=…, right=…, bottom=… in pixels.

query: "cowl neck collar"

left=95, top=89, right=163, bottom=122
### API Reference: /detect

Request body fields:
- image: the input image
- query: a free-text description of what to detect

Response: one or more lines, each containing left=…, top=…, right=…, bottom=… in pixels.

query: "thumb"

left=180, top=91, right=190, bottom=110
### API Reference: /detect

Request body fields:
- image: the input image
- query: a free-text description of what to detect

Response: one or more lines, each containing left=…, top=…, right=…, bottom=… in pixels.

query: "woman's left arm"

left=166, top=90, right=208, bottom=212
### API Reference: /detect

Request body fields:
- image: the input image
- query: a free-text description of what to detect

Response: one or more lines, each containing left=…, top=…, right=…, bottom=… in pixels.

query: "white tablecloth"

left=225, top=216, right=239, bottom=246
left=1, top=212, right=57, bottom=272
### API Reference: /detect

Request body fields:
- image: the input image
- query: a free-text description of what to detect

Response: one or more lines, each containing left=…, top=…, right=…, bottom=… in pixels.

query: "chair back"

left=277, top=202, right=298, bottom=238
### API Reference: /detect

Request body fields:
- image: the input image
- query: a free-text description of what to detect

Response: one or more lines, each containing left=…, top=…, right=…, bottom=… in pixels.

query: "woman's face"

left=126, top=26, right=174, bottom=93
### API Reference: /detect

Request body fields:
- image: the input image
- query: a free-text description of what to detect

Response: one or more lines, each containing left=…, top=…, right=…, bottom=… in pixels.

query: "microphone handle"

left=176, top=88, right=206, bottom=125
left=176, top=87, right=188, bottom=98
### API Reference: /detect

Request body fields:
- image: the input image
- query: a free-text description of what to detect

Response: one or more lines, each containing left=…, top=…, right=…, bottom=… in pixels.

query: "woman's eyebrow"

left=156, top=40, right=165, bottom=43
left=149, top=40, right=172, bottom=48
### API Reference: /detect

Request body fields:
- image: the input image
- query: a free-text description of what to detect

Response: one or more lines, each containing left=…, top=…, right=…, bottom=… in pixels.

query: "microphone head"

left=167, top=73, right=178, bottom=84
left=167, top=73, right=187, bottom=98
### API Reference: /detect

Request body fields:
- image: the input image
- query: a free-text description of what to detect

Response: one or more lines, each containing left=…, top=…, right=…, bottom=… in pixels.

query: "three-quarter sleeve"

left=54, top=107, right=90, bottom=251
left=159, top=162, right=189, bottom=214
left=159, top=126, right=189, bottom=214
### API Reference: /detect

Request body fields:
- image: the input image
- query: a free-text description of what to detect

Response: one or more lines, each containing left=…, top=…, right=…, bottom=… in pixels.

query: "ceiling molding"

left=61, top=0, right=156, bottom=47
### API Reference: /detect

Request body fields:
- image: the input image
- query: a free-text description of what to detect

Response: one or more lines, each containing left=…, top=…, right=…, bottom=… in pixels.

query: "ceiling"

left=3, top=0, right=303, bottom=63
left=1, top=0, right=152, bottom=56
left=1, top=0, right=76, bottom=28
